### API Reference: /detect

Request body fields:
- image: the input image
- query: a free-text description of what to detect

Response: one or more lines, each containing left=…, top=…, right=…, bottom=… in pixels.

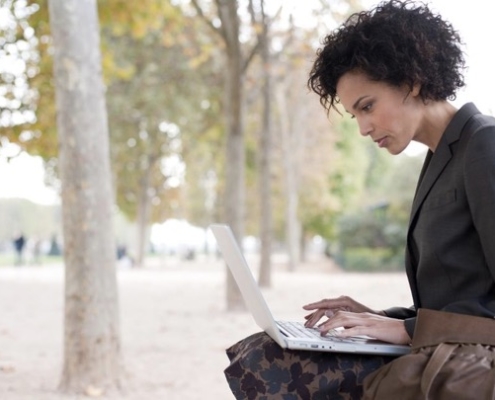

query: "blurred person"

left=13, top=232, right=26, bottom=266
left=223, top=1, right=495, bottom=398
left=27, top=236, right=43, bottom=265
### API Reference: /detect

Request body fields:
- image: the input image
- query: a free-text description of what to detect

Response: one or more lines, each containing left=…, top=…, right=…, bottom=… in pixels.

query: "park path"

left=0, top=255, right=412, bottom=400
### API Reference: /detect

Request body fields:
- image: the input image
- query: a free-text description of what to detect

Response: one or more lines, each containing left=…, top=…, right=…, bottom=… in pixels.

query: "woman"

left=225, top=1, right=495, bottom=398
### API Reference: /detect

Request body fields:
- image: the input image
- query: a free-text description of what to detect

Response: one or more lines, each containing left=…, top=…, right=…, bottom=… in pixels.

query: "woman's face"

left=336, top=70, right=424, bottom=155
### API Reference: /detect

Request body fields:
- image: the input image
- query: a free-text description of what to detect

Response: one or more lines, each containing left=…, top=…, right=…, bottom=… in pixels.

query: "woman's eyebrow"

left=352, top=95, right=370, bottom=110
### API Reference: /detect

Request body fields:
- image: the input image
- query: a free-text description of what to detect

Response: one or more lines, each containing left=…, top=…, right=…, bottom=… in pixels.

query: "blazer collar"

left=409, top=103, right=481, bottom=225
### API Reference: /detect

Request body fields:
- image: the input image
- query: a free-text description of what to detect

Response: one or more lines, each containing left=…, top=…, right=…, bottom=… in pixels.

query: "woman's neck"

left=416, top=101, right=458, bottom=152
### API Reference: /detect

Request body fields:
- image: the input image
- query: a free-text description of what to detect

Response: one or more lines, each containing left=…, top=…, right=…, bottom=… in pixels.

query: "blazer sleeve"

left=382, top=306, right=417, bottom=338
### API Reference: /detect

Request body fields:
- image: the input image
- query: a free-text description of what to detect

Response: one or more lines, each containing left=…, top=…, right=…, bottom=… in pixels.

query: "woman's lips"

left=375, top=137, right=387, bottom=148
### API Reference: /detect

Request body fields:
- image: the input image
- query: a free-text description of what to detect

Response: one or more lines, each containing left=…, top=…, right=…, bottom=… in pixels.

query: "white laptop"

left=210, top=224, right=410, bottom=356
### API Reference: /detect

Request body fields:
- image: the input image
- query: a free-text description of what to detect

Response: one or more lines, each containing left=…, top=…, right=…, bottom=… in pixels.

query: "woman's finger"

left=304, top=309, right=326, bottom=327
left=303, top=296, right=362, bottom=312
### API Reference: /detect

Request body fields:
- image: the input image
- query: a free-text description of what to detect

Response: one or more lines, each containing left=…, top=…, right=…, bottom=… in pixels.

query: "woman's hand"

left=303, top=295, right=384, bottom=328
left=315, top=310, right=411, bottom=345
left=303, top=296, right=411, bottom=345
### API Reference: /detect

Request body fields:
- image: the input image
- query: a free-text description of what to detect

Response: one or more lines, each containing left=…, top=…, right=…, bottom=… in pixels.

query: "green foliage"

left=330, top=151, right=425, bottom=272
left=105, top=29, right=188, bottom=221
left=102, top=6, right=225, bottom=224
left=327, top=115, right=370, bottom=212
left=340, top=247, right=404, bottom=272
left=1, top=0, right=51, bottom=156
left=8, top=0, right=225, bottom=226
left=300, top=98, right=426, bottom=247
left=363, top=139, right=393, bottom=193
left=15, top=0, right=188, bottom=160
left=0, top=253, right=64, bottom=267
left=5, top=0, right=423, bottom=252
left=337, top=207, right=406, bottom=253
left=301, top=113, right=371, bottom=240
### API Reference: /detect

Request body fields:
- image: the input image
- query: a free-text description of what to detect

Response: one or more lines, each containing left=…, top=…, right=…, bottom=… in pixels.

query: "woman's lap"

left=224, top=332, right=396, bottom=400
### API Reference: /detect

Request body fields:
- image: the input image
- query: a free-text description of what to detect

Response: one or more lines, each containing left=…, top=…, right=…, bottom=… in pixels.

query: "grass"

left=0, top=253, right=64, bottom=267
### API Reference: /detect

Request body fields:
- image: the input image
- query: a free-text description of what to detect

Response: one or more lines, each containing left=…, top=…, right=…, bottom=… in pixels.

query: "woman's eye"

left=362, top=103, right=372, bottom=112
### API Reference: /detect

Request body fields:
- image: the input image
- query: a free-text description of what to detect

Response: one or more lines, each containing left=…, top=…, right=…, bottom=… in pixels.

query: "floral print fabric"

left=224, top=332, right=396, bottom=400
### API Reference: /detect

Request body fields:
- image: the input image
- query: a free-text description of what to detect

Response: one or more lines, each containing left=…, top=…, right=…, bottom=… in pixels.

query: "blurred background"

left=1, top=0, right=494, bottom=399
left=1, top=0, right=494, bottom=272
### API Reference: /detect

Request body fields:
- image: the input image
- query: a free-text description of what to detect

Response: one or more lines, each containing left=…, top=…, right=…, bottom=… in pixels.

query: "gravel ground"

left=0, top=254, right=412, bottom=400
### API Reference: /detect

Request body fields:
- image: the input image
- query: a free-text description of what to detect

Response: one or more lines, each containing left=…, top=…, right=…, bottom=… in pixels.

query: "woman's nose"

left=357, top=117, right=372, bottom=137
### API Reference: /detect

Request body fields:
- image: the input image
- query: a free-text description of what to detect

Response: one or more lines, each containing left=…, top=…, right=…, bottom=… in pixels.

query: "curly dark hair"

left=308, top=0, right=466, bottom=113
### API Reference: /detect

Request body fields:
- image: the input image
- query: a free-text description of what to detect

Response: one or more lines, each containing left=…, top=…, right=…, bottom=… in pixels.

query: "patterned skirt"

left=224, top=332, right=397, bottom=400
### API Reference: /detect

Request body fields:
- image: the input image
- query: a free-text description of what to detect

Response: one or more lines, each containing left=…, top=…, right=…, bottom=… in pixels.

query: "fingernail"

left=325, top=310, right=334, bottom=317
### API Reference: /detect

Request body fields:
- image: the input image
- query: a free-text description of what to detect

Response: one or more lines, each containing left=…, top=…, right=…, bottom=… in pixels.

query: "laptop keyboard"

left=277, top=321, right=340, bottom=340
left=279, top=321, right=380, bottom=345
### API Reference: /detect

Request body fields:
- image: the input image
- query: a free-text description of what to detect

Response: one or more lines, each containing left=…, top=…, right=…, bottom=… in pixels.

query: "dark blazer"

left=383, top=103, right=495, bottom=337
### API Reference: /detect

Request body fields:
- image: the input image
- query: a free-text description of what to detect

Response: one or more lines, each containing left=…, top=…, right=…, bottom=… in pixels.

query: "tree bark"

left=276, top=83, right=301, bottom=272
left=257, top=1, right=273, bottom=288
left=48, top=0, right=122, bottom=394
left=217, top=0, right=246, bottom=311
left=192, top=0, right=261, bottom=309
left=134, top=156, right=153, bottom=268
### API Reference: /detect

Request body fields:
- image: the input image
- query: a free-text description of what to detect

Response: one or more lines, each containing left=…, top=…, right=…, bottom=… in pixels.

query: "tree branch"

left=190, top=0, right=224, bottom=42
left=243, top=1, right=282, bottom=73
left=214, top=0, right=233, bottom=47
left=242, top=40, right=261, bottom=73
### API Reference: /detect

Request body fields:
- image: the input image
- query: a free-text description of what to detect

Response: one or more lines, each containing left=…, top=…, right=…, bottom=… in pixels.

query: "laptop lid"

left=210, top=223, right=287, bottom=348
left=210, top=223, right=411, bottom=356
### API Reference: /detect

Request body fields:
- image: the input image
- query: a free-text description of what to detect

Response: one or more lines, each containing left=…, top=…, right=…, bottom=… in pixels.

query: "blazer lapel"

left=405, top=103, right=481, bottom=308
left=409, top=103, right=480, bottom=226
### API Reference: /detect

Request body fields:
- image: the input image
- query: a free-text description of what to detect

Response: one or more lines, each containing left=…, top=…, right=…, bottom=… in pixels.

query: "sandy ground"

left=0, top=254, right=412, bottom=400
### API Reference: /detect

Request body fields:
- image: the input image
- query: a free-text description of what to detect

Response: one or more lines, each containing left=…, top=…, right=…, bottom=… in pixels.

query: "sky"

left=0, top=152, right=59, bottom=205
left=1, top=0, right=495, bottom=205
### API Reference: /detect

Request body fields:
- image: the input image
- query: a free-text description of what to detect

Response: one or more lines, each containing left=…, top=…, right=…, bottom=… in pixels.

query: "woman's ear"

left=411, top=83, right=421, bottom=97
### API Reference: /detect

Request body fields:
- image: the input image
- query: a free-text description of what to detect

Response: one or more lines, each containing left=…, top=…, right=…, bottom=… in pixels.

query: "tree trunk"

left=218, top=0, right=246, bottom=311
left=284, top=151, right=301, bottom=271
left=258, top=2, right=273, bottom=288
left=134, top=160, right=153, bottom=268
left=276, top=85, right=301, bottom=271
left=48, top=0, right=122, bottom=394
